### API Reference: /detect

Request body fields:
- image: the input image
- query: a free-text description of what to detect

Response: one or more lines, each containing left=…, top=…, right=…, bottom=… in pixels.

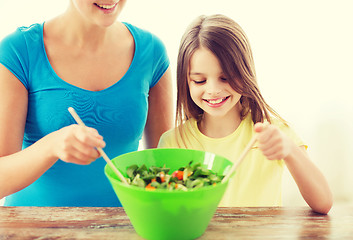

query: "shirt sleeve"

left=0, top=27, right=29, bottom=89
left=157, top=128, right=176, bottom=148
left=157, top=131, right=171, bottom=148
left=150, top=33, right=170, bottom=88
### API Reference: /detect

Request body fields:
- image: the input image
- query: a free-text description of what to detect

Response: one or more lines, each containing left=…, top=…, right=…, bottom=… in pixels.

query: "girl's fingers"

left=255, top=123, right=290, bottom=160
left=260, top=144, right=282, bottom=160
left=256, top=124, right=274, bottom=144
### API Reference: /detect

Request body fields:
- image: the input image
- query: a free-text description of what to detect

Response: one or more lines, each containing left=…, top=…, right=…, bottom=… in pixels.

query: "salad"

left=125, top=161, right=224, bottom=191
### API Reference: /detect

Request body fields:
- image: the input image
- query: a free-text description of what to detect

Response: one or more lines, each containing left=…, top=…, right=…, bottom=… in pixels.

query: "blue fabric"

left=0, top=22, right=169, bottom=206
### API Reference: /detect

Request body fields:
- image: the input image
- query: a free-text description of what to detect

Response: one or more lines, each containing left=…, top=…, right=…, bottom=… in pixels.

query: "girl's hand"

left=49, top=125, right=106, bottom=165
left=254, top=123, right=333, bottom=214
left=254, top=122, right=292, bottom=160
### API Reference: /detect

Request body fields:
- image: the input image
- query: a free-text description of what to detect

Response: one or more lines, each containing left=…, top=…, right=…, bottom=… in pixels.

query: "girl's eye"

left=220, top=77, right=227, bottom=82
left=192, top=80, right=206, bottom=84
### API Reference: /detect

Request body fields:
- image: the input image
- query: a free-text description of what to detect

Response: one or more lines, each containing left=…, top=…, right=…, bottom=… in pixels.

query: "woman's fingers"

left=52, top=125, right=105, bottom=165
left=73, top=126, right=106, bottom=149
left=67, top=142, right=100, bottom=164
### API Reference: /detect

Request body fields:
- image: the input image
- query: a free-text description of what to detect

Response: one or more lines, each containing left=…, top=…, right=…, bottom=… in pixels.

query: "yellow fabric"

left=158, top=114, right=305, bottom=207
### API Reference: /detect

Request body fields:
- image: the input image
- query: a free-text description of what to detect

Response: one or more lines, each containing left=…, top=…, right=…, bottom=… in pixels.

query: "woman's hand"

left=49, top=125, right=106, bottom=165
left=254, top=122, right=292, bottom=160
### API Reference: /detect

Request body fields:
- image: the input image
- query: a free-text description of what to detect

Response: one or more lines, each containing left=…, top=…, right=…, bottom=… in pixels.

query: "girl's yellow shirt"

left=158, top=114, right=305, bottom=207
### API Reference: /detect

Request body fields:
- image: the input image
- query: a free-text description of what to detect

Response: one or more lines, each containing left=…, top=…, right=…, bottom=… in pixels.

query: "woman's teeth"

left=95, top=2, right=117, bottom=9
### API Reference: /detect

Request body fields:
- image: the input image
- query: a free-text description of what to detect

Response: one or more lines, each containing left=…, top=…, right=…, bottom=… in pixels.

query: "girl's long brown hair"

left=175, top=14, right=285, bottom=147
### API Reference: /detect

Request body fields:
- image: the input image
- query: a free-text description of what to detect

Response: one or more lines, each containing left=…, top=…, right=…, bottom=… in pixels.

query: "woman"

left=0, top=0, right=173, bottom=206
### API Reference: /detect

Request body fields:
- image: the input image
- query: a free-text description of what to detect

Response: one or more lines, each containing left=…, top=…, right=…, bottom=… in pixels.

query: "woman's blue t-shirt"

left=0, top=22, right=169, bottom=206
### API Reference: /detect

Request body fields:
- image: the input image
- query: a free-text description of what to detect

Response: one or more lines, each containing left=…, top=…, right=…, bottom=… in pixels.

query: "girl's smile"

left=203, top=96, right=230, bottom=107
left=188, top=47, right=241, bottom=119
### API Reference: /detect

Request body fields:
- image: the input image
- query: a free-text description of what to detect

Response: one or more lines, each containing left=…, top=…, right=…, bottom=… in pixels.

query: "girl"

left=0, top=0, right=173, bottom=206
left=158, top=14, right=332, bottom=214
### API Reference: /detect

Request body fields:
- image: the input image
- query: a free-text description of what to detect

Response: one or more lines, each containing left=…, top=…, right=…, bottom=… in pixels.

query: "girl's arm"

left=143, top=67, right=174, bottom=149
left=0, top=65, right=105, bottom=199
left=254, top=122, right=333, bottom=214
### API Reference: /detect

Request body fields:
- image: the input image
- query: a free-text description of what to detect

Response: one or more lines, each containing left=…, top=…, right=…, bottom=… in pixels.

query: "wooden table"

left=0, top=206, right=352, bottom=239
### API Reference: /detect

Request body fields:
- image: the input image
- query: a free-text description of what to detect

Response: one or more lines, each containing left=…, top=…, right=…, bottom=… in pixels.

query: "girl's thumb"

left=254, top=122, right=269, bottom=133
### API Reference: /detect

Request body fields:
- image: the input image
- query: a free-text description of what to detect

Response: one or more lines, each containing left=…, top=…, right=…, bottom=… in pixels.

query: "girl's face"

left=71, top=0, right=127, bottom=27
left=188, top=47, right=242, bottom=119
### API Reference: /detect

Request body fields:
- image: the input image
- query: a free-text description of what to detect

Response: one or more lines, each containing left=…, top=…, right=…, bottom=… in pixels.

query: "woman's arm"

left=0, top=64, right=105, bottom=199
left=143, top=67, right=174, bottom=149
left=254, top=122, right=333, bottom=214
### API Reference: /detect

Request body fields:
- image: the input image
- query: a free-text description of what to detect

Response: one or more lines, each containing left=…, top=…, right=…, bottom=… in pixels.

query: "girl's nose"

left=206, top=80, right=222, bottom=95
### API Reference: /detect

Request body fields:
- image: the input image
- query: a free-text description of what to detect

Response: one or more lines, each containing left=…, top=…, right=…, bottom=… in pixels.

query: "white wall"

left=1, top=0, right=352, bottom=206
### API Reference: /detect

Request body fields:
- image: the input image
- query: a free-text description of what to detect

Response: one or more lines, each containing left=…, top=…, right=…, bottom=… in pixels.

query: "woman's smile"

left=94, top=1, right=119, bottom=13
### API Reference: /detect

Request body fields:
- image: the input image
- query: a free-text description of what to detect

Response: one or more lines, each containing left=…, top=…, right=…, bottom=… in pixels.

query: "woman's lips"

left=94, top=1, right=119, bottom=13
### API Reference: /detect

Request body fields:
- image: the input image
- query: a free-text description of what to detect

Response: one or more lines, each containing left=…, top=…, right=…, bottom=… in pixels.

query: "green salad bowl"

left=105, top=148, right=233, bottom=240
